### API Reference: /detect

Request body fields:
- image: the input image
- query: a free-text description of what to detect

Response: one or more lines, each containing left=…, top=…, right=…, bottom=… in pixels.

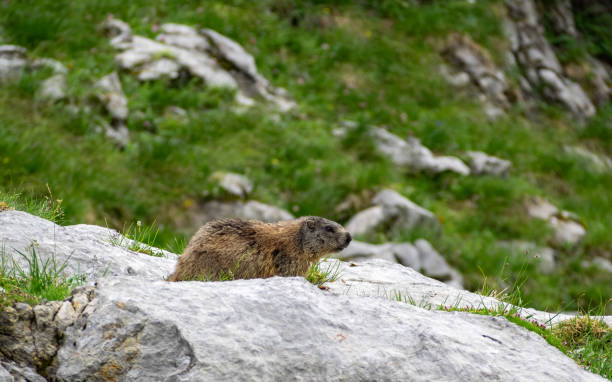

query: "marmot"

left=168, top=216, right=351, bottom=281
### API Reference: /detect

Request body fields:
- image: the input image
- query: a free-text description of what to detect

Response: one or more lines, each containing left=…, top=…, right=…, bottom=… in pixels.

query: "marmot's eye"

left=325, top=226, right=334, bottom=233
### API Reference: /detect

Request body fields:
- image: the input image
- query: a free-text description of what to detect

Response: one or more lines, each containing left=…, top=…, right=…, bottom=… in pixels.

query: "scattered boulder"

left=102, top=18, right=295, bottom=112
left=38, top=73, right=67, bottom=102
left=345, top=188, right=439, bottom=237
left=0, top=45, right=28, bottom=81
left=525, top=197, right=586, bottom=246
left=372, top=127, right=470, bottom=175
left=504, top=0, right=595, bottom=119
left=209, top=171, right=253, bottom=199
left=197, top=200, right=294, bottom=224
left=336, top=238, right=463, bottom=288
left=0, top=210, right=177, bottom=282
left=466, top=151, right=512, bottom=177
left=93, top=71, right=129, bottom=146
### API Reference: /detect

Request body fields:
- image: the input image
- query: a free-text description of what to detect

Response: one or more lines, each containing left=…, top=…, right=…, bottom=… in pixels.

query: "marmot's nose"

left=345, top=232, right=352, bottom=245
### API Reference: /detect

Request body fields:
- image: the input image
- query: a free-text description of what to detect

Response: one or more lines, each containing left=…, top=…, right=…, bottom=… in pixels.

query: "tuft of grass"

left=306, top=258, right=341, bottom=287
left=553, top=315, right=612, bottom=378
left=109, top=220, right=166, bottom=257
left=0, top=185, right=64, bottom=223
left=0, top=244, right=84, bottom=308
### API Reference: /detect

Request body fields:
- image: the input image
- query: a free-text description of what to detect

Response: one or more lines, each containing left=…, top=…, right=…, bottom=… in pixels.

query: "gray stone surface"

left=54, top=276, right=605, bottom=382
left=372, top=128, right=470, bottom=175
left=346, top=189, right=439, bottom=237
left=0, top=211, right=177, bottom=282
left=466, top=151, right=512, bottom=176
left=0, top=360, right=46, bottom=382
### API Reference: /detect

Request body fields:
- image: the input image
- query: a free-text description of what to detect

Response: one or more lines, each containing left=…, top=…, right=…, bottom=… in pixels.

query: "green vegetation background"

left=1, top=0, right=611, bottom=313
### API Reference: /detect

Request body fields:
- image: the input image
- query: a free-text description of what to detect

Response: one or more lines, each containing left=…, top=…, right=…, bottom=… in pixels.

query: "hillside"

left=1, top=0, right=611, bottom=314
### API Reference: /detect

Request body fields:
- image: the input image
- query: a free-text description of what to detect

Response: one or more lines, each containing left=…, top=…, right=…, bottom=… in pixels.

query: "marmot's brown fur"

left=168, top=216, right=351, bottom=281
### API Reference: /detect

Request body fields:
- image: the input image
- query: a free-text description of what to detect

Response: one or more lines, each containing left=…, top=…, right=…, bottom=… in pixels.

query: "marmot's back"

left=168, top=217, right=351, bottom=281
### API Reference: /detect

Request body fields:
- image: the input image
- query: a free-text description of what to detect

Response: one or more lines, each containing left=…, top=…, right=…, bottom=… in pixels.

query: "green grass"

left=0, top=0, right=611, bottom=313
left=109, top=220, right=167, bottom=257
left=0, top=244, right=84, bottom=309
left=306, top=258, right=342, bottom=287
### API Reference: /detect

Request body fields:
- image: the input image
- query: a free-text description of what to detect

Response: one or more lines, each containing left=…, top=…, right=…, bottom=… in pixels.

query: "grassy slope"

left=1, top=0, right=611, bottom=313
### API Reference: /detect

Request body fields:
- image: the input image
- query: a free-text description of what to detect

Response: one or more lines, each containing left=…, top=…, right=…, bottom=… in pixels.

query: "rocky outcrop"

left=441, top=34, right=513, bottom=119
left=345, top=188, right=439, bottom=237
left=51, top=276, right=604, bottom=382
left=102, top=18, right=295, bottom=112
left=504, top=0, right=596, bottom=119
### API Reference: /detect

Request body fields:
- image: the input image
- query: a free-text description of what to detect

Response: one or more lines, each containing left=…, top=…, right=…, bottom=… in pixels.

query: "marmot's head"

left=298, top=216, right=352, bottom=257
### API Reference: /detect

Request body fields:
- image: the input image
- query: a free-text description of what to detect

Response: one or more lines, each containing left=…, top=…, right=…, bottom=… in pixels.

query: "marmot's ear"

left=306, top=219, right=315, bottom=230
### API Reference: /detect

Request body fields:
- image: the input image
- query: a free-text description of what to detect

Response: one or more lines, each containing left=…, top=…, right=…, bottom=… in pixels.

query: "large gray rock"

left=0, top=211, right=177, bottom=282
left=372, top=128, right=470, bottom=175
left=504, top=0, right=595, bottom=119
left=346, top=188, right=439, bottom=237
left=103, top=19, right=295, bottom=112
left=54, top=276, right=605, bottom=382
